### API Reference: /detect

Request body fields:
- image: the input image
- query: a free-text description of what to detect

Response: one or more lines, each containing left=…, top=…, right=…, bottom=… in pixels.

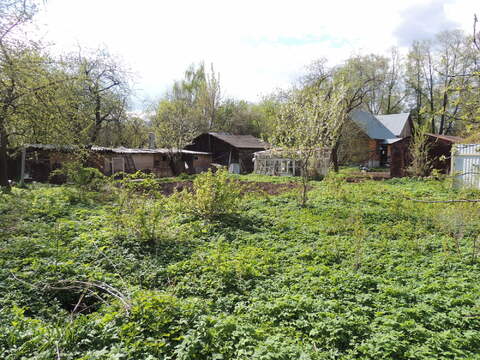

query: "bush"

left=114, top=171, right=159, bottom=193
left=50, top=161, right=106, bottom=191
left=172, top=168, right=241, bottom=220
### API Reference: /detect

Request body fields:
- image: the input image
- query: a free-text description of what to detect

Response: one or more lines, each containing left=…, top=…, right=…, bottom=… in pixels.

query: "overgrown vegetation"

left=408, top=122, right=432, bottom=177
left=2, top=175, right=480, bottom=359
left=170, top=168, right=241, bottom=220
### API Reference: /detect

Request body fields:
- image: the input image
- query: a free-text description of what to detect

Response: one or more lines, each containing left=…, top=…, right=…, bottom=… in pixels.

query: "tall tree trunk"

left=90, top=94, right=102, bottom=144
left=331, top=142, right=340, bottom=173
left=0, top=123, right=10, bottom=189
left=439, top=91, right=448, bottom=134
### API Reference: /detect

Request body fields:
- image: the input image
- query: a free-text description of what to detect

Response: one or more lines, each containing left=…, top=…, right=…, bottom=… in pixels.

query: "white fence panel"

left=451, top=144, right=480, bottom=188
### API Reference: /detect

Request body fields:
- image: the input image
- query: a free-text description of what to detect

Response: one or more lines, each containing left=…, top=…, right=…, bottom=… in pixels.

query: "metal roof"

left=208, top=132, right=267, bottom=149
left=92, top=146, right=171, bottom=154
left=375, top=113, right=410, bottom=137
left=25, top=144, right=210, bottom=155
left=350, top=110, right=396, bottom=140
left=381, top=138, right=403, bottom=145
left=94, top=147, right=211, bottom=155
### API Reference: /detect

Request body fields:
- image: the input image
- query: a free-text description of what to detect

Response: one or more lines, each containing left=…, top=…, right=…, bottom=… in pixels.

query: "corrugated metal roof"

left=208, top=132, right=267, bottom=149
left=26, top=144, right=78, bottom=151
left=350, top=110, right=396, bottom=140
left=25, top=144, right=210, bottom=155
left=92, top=146, right=171, bottom=154
left=375, top=113, right=410, bottom=137
left=94, top=147, right=211, bottom=155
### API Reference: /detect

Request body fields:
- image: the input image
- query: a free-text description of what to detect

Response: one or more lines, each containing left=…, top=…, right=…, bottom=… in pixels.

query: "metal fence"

left=451, top=144, right=480, bottom=188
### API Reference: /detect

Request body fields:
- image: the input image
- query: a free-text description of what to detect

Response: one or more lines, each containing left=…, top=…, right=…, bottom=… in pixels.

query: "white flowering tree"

left=271, top=82, right=349, bottom=206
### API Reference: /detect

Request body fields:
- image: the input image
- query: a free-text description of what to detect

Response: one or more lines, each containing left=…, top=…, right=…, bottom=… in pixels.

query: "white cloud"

left=34, top=0, right=478, bottom=108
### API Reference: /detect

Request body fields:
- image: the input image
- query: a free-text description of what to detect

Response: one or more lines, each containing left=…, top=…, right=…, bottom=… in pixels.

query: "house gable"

left=349, top=110, right=396, bottom=140
left=375, top=113, right=411, bottom=137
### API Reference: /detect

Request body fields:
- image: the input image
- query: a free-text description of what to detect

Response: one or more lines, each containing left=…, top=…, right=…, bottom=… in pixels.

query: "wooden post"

left=20, top=146, right=26, bottom=185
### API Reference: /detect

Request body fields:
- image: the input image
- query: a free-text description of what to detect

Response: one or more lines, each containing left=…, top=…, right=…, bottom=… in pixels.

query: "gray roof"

left=350, top=110, right=396, bottom=140
left=208, top=132, right=267, bottom=149
left=375, top=113, right=410, bottom=137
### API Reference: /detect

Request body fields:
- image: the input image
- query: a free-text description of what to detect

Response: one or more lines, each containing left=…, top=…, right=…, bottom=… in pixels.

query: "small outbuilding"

left=17, top=144, right=212, bottom=183
left=184, top=132, right=267, bottom=174
left=94, top=147, right=212, bottom=177
left=390, top=133, right=463, bottom=177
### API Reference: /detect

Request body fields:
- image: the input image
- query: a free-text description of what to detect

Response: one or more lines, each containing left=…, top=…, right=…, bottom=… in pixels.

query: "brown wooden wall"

left=338, top=120, right=380, bottom=166
left=185, top=134, right=261, bottom=173
left=390, top=137, right=411, bottom=177
left=390, top=136, right=454, bottom=177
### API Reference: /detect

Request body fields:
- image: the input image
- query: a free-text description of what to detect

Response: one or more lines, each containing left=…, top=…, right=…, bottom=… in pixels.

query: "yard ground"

left=1, top=174, right=480, bottom=359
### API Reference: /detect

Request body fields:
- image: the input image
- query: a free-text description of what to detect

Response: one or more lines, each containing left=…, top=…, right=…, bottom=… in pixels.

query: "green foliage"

left=2, top=177, right=480, bottom=359
left=50, top=160, right=106, bottom=190
left=114, top=170, right=159, bottom=194
left=408, top=122, right=432, bottom=177
left=172, top=169, right=241, bottom=220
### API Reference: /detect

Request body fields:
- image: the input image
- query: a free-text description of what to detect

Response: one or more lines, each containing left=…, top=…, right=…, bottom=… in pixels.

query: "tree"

left=169, top=62, right=221, bottom=132
left=62, top=49, right=131, bottom=144
left=151, top=99, right=202, bottom=175
left=215, top=98, right=268, bottom=136
left=331, top=52, right=406, bottom=116
left=0, top=0, right=48, bottom=189
left=271, top=80, right=349, bottom=206
left=328, top=59, right=381, bottom=172
left=407, top=122, right=432, bottom=177
left=455, top=15, right=480, bottom=136
left=198, top=63, right=221, bottom=130
left=405, top=31, right=475, bottom=135
left=94, top=113, right=151, bottom=148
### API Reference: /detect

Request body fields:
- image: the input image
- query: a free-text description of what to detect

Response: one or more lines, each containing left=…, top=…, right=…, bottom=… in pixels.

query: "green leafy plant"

left=50, top=160, right=106, bottom=191
left=114, top=170, right=159, bottom=194
left=172, top=168, right=241, bottom=220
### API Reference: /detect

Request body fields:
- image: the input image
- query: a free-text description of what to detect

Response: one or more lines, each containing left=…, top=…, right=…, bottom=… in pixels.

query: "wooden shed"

left=18, top=144, right=211, bottom=182
left=185, top=132, right=267, bottom=174
left=94, top=147, right=211, bottom=177
left=390, top=133, right=463, bottom=177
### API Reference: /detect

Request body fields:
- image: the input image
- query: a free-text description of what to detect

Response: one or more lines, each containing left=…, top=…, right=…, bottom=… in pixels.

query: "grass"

left=1, top=175, right=480, bottom=359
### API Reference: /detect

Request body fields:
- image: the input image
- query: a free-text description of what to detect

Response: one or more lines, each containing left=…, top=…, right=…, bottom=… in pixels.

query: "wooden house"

left=184, top=132, right=267, bottom=174
left=339, top=110, right=412, bottom=168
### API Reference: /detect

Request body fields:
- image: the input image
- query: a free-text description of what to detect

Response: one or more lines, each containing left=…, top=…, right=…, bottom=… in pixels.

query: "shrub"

left=172, top=168, right=241, bottom=220
left=50, top=161, right=106, bottom=191
left=113, top=171, right=159, bottom=194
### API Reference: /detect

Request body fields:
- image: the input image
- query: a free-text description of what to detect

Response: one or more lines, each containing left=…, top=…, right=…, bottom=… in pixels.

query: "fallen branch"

left=45, top=280, right=131, bottom=313
left=10, top=272, right=131, bottom=314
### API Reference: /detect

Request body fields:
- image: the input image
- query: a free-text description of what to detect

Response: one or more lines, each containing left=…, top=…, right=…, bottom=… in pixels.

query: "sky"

left=34, top=0, right=478, bottom=109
